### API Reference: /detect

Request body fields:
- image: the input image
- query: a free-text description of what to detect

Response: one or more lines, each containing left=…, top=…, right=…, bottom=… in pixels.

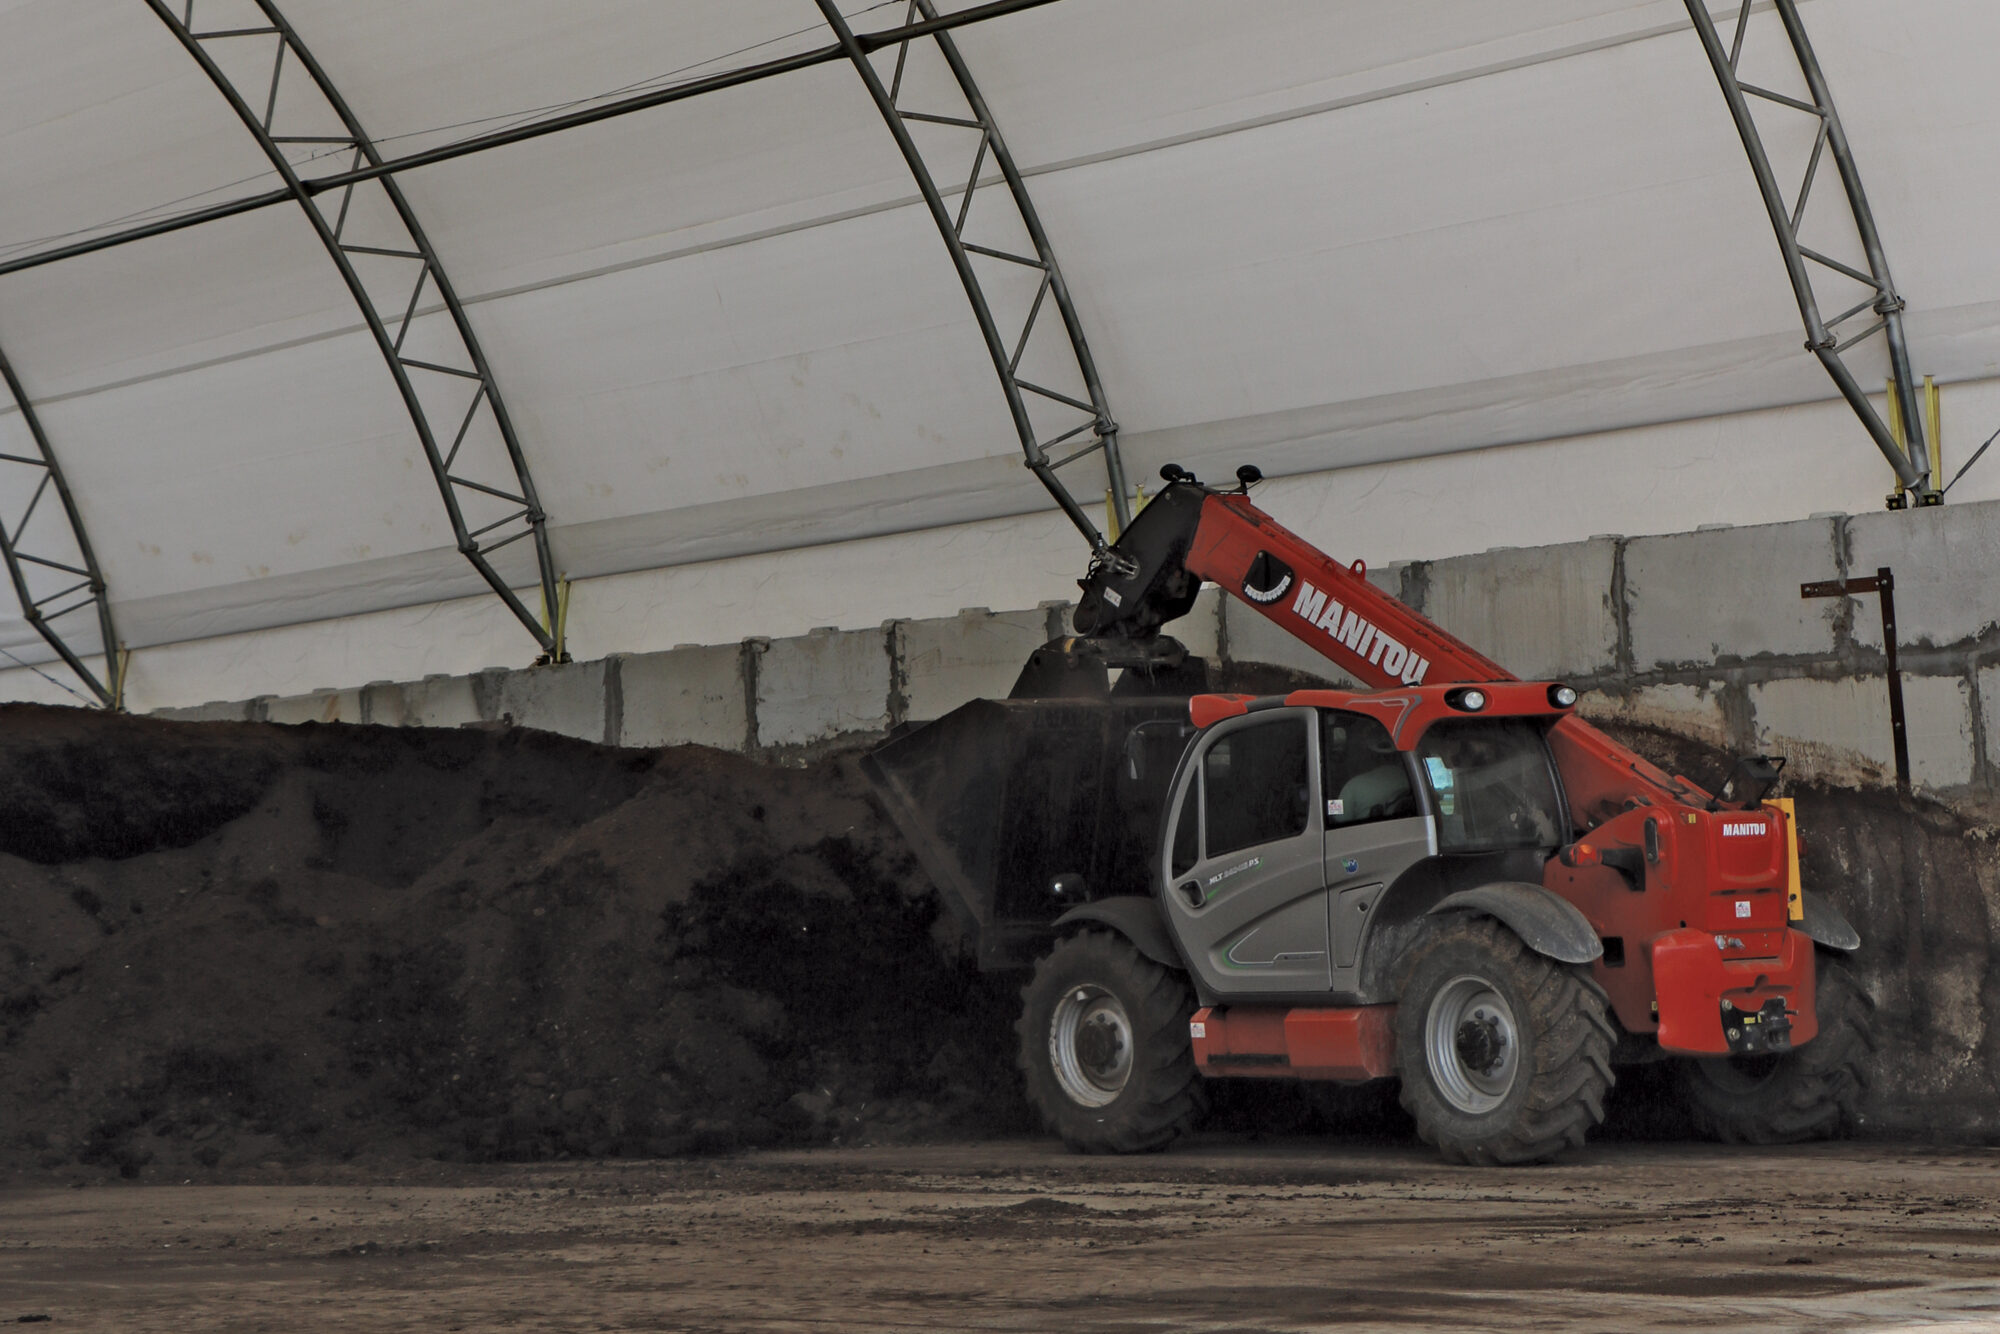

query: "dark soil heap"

left=4, top=699, right=1996, bottom=1180
left=0, top=706, right=1025, bottom=1179
left=1600, top=723, right=2000, bottom=1140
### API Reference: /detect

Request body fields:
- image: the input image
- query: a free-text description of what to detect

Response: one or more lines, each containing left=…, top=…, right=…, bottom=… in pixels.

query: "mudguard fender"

left=1053, top=896, right=1185, bottom=971
left=1427, top=882, right=1603, bottom=965
left=1800, top=895, right=1862, bottom=952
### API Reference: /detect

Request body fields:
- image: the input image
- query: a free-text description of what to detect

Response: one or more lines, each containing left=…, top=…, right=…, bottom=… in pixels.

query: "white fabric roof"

left=0, top=0, right=1995, bottom=664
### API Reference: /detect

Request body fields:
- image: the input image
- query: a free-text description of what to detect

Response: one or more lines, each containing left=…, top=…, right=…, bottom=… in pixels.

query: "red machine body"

left=1189, top=1004, right=1397, bottom=1081
left=1160, top=490, right=1819, bottom=1058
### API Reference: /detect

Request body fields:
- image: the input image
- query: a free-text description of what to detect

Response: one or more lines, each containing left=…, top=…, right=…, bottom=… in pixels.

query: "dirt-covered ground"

left=5, top=1140, right=1998, bottom=1332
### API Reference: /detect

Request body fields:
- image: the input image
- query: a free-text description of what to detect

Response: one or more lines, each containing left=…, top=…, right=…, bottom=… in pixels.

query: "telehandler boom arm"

left=1037, top=465, right=1849, bottom=1055
left=1071, top=470, right=1717, bottom=826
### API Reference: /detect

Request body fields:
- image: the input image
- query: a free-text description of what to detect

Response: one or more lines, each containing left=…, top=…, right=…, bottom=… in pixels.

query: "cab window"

left=1201, top=716, right=1310, bottom=859
left=1413, top=719, right=1565, bottom=852
left=1321, top=712, right=1417, bottom=828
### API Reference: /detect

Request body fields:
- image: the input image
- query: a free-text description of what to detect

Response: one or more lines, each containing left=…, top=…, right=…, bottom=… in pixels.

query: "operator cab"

left=1158, top=683, right=1577, bottom=1006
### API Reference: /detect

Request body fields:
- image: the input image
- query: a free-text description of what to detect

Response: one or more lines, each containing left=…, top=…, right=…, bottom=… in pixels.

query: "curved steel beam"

left=0, top=0, right=1064, bottom=282
left=0, top=347, right=119, bottom=706
left=1685, top=0, right=1935, bottom=505
left=816, top=0, right=1131, bottom=553
left=146, top=0, right=568, bottom=657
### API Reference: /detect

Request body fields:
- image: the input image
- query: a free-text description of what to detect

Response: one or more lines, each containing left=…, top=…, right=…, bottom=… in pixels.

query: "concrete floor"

left=5, top=1137, right=1999, bottom=1332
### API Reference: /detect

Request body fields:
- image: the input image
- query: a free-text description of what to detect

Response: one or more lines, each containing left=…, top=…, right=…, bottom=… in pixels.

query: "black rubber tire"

left=1676, top=953, right=1873, bottom=1144
left=1016, top=931, right=1204, bottom=1154
left=1394, top=915, right=1616, bottom=1166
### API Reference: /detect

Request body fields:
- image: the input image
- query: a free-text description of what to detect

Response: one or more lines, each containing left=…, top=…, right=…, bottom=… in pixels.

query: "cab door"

left=1160, top=707, right=1331, bottom=998
left=1318, top=709, right=1437, bottom=991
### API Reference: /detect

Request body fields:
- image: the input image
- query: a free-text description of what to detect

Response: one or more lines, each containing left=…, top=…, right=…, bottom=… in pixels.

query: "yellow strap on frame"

left=1764, top=796, right=1803, bottom=922
left=1925, top=374, right=1943, bottom=485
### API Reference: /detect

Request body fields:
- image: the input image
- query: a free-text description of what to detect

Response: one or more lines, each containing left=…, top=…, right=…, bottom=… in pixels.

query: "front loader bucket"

left=861, top=698, right=1190, bottom=970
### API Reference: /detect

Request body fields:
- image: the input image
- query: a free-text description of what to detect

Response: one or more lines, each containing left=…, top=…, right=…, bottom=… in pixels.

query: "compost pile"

left=1598, top=721, right=2000, bottom=1139
left=0, top=706, right=1026, bottom=1179
left=4, top=696, right=1996, bottom=1182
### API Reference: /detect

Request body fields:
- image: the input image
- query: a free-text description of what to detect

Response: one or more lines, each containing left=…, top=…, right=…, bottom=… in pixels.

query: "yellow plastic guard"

left=1925, top=375, right=1943, bottom=483
left=1765, top=796, right=1802, bottom=921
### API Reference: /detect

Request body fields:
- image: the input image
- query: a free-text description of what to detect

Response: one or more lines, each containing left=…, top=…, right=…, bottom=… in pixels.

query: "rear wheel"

left=1676, top=953, right=1871, bottom=1143
left=1017, top=931, right=1203, bottom=1153
left=1395, top=916, right=1615, bottom=1165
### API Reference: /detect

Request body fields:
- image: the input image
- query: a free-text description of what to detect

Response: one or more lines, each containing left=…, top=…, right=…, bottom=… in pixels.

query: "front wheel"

left=1395, top=915, right=1615, bottom=1165
left=1017, top=931, right=1204, bottom=1153
left=1676, top=953, right=1872, bottom=1144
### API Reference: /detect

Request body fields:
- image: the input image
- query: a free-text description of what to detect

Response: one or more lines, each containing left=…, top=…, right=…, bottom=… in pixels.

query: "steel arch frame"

left=0, top=0, right=1935, bottom=705
left=815, top=0, right=1132, bottom=554
left=1685, top=0, right=1935, bottom=504
left=0, top=0, right=1058, bottom=705
left=0, top=1, right=1065, bottom=284
left=146, top=0, right=568, bottom=658
left=0, top=346, right=120, bottom=706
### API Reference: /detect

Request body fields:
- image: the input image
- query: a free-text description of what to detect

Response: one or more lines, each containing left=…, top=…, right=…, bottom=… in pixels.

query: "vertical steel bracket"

left=0, top=346, right=120, bottom=706
left=815, top=0, right=1131, bottom=553
left=1685, top=0, right=1935, bottom=506
left=1802, top=568, right=1908, bottom=793
left=146, top=0, right=568, bottom=659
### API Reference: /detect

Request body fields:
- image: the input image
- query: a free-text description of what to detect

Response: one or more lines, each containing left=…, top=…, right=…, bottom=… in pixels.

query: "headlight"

left=1549, top=684, right=1579, bottom=708
left=1446, top=687, right=1487, bottom=712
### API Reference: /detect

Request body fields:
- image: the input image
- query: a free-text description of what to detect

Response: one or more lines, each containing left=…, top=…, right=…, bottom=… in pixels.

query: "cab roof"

left=1189, top=682, right=1576, bottom=750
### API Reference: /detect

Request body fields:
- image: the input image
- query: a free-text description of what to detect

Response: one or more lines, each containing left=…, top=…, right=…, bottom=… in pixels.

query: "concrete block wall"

left=895, top=606, right=1060, bottom=723
left=753, top=628, right=891, bottom=751
left=616, top=645, right=746, bottom=750
left=1376, top=501, right=2000, bottom=802
left=152, top=603, right=1072, bottom=762
left=154, top=498, right=2000, bottom=801
left=1419, top=539, right=1623, bottom=682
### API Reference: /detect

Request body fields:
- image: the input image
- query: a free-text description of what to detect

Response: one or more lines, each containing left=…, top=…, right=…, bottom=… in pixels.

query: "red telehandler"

left=865, top=465, right=1868, bottom=1164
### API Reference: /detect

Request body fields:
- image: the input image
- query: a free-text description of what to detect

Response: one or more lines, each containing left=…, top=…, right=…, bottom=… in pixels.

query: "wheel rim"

left=1424, top=974, right=1520, bottom=1114
left=1049, top=984, right=1133, bottom=1108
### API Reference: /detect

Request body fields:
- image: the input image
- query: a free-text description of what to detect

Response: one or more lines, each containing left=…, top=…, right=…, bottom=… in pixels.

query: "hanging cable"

left=0, top=641, right=91, bottom=704
left=1941, top=422, right=2000, bottom=496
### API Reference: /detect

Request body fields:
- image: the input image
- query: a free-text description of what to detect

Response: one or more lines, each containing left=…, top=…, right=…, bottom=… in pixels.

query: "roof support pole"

left=816, top=0, right=1130, bottom=553
left=0, top=346, right=119, bottom=706
left=1685, top=0, right=1935, bottom=505
left=145, top=0, right=568, bottom=657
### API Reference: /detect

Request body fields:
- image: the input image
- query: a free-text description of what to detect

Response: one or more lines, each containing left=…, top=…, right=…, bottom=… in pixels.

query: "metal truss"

left=0, top=347, right=119, bottom=706
left=816, top=0, right=1132, bottom=553
left=1, top=0, right=1064, bottom=283
left=0, top=0, right=1926, bottom=705
left=146, top=0, right=568, bottom=657
left=1686, top=0, right=1935, bottom=505
left=0, top=0, right=1059, bottom=696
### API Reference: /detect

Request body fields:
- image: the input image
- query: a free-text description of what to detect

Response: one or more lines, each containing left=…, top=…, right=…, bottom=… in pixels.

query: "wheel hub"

left=1424, top=975, right=1522, bottom=1114
left=1075, top=1015, right=1125, bottom=1072
left=1454, top=1013, right=1507, bottom=1075
left=1049, top=985, right=1135, bottom=1108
